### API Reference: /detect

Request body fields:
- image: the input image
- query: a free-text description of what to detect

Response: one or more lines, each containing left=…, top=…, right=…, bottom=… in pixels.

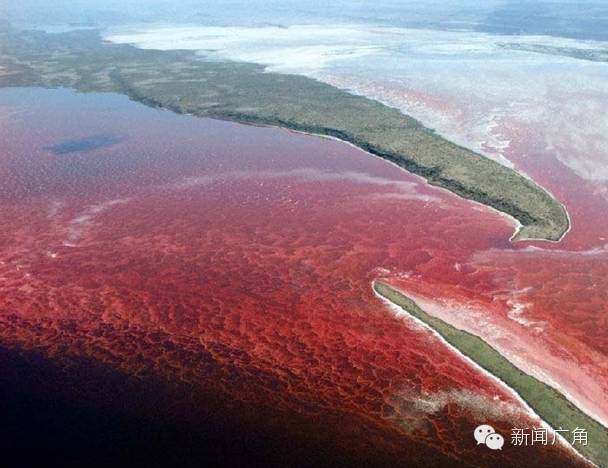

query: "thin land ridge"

left=0, top=26, right=570, bottom=242
left=373, top=280, right=608, bottom=467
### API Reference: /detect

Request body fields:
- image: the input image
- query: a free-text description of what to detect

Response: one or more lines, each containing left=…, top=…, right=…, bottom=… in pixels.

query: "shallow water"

left=105, top=23, right=608, bottom=421
left=0, top=87, right=597, bottom=465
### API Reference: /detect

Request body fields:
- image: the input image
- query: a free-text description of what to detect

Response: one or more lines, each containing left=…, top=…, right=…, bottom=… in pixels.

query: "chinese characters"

left=511, top=427, right=587, bottom=446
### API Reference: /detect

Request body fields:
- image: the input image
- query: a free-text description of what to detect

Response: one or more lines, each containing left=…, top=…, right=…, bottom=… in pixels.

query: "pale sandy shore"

left=373, top=280, right=607, bottom=467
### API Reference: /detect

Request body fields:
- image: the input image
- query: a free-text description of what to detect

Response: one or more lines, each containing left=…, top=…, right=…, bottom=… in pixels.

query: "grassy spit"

left=373, top=280, right=608, bottom=467
left=0, top=27, right=569, bottom=241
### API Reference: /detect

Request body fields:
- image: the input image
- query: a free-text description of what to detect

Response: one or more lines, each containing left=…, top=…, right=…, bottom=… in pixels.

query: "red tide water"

left=0, top=88, right=592, bottom=466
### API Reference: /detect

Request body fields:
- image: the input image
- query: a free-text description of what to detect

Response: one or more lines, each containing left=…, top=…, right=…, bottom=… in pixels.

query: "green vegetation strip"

left=0, top=26, right=569, bottom=241
left=373, top=281, right=607, bottom=466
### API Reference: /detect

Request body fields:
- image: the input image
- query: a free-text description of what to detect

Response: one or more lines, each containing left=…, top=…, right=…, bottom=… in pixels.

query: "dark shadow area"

left=45, top=134, right=125, bottom=155
left=0, top=346, right=396, bottom=468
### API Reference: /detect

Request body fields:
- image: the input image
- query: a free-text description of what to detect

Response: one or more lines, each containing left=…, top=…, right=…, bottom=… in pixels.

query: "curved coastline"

left=0, top=26, right=570, bottom=242
left=262, top=126, right=572, bottom=244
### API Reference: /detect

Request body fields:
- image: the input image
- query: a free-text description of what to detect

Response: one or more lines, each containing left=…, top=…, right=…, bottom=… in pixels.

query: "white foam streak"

left=64, top=198, right=130, bottom=246
left=170, top=167, right=442, bottom=204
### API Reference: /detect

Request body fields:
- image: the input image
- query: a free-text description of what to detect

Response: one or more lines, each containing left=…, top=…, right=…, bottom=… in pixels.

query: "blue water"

left=5, top=0, right=608, bottom=41
left=45, top=134, right=125, bottom=155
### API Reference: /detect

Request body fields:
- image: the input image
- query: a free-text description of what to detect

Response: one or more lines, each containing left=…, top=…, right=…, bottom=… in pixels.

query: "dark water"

left=1, top=87, right=584, bottom=467
left=45, top=134, right=125, bottom=155
left=0, top=347, right=373, bottom=468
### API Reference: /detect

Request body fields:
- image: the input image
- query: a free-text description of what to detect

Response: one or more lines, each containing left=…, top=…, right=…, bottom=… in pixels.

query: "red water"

left=384, top=99, right=608, bottom=430
left=0, top=88, right=597, bottom=466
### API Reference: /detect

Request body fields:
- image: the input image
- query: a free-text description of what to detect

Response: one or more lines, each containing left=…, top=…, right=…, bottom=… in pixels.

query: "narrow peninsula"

left=0, top=27, right=569, bottom=241
left=373, top=281, right=608, bottom=467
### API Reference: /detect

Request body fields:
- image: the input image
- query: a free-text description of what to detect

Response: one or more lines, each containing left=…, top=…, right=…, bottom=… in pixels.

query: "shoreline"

left=0, top=25, right=571, bottom=242
left=275, top=125, right=571, bottom=244
left=374, top=288, right=593, bottom=467
left=373, top=280, right=607, bottom=467
left=204, top=110, right=571, bottom=242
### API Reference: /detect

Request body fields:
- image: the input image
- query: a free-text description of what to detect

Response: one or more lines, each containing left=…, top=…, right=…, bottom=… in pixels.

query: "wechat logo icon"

left=475, top=424, right=505, bottom=450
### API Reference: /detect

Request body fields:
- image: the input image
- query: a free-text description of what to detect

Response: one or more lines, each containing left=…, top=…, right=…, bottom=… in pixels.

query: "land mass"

left=498, top=42, right=608, bottom=63
left=373, top=281, right=608, bottom=467
left=0, top=27, right=569, bottom=241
